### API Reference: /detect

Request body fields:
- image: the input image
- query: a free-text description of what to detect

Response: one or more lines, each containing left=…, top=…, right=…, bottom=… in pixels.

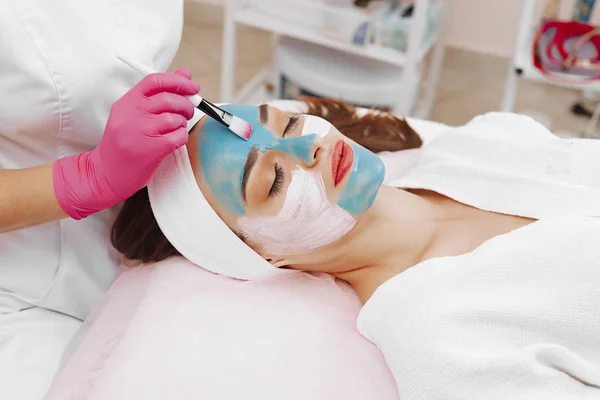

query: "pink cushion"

left=45, top=257, right=399, bottom=400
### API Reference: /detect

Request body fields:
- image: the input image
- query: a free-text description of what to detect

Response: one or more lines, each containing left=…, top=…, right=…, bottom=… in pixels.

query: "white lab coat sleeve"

left=0, top=306, right=81, bottom=400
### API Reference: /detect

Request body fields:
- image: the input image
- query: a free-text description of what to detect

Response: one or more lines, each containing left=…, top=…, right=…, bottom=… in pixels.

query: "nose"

left=271, top=134, right=324, bottom=169
left=302, top=136, right=324, bottom=170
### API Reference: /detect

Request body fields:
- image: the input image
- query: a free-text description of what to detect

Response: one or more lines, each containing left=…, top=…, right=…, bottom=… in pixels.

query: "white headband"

left=147, top=107, right=294, bottom=280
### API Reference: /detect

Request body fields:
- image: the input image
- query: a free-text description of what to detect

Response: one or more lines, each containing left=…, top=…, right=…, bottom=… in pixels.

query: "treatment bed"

left=43, top=101, right=451, bottom=400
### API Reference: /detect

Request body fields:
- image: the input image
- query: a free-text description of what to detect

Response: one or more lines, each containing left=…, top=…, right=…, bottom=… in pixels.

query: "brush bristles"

left=228, top=116, right=253, bottom=140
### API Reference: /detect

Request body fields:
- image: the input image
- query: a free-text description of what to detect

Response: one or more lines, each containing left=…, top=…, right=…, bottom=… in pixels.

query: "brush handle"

left=197, top=100, right=232, bottom=127
left=116, top=54, right=203, bottom=107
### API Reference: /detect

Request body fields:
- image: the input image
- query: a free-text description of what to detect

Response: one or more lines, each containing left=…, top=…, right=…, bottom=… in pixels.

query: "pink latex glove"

left=53, top=67, right=200, bottom=220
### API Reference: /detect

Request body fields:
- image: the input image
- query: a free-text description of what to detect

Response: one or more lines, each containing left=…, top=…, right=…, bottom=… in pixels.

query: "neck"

left=332, top=186, right=440, bottom=303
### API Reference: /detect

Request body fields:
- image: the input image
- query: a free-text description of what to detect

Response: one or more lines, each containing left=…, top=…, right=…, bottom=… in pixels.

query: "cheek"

left=235, top=169, right=355, bottom=256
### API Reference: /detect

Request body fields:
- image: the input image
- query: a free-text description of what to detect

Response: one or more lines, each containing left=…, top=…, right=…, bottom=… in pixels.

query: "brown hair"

left=111, top=97, right=423, bottom=263
left=300, top=97, right=422, bottom=153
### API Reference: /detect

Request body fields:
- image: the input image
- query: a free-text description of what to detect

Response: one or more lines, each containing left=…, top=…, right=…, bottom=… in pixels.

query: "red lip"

left=331, top=140, right=354, bottom=187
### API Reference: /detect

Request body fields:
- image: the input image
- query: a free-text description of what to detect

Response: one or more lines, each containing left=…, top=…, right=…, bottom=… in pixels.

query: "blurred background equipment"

left=219, top=0, right=449, bottom=118
left=180, top=0, right=600, bottom=137
left=502, top=0, right=600, bottom=137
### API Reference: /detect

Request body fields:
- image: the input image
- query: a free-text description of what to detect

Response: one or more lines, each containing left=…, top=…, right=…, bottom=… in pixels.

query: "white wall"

left=444, top=0, right=530, bottom=57
left=445, top=0, right=600, bottom=57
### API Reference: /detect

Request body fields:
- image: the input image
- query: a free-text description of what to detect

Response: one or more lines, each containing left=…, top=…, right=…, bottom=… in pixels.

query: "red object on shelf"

left=532, top=19, right=600, bottom=82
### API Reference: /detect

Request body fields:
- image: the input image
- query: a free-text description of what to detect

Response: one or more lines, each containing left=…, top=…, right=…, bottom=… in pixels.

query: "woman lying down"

left=112, top=98, right=600, bottom=399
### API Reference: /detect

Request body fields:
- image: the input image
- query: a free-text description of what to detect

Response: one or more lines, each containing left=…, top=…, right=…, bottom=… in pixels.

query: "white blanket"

left=358, top=113, right=600, bottom=400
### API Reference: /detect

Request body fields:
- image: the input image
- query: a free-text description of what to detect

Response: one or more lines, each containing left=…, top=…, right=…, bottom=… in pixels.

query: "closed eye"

left=282, top=115, right=299, bottom=137
left=269, top=163, right=284, bottom=196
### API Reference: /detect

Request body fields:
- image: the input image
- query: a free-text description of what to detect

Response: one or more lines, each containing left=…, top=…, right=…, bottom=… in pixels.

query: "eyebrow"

left=259, top=103, right=268, bottom=124
left=241, top=146, right=259, bottom=202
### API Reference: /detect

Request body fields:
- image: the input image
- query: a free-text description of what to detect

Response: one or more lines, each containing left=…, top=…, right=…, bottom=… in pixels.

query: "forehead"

left=198, top=104, right=275, bottom=215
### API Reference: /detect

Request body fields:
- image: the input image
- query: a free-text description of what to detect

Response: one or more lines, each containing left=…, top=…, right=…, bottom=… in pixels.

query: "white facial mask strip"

left=302, top=115, right=331, bottom=138
left=237, top=169, right=355, bottom=256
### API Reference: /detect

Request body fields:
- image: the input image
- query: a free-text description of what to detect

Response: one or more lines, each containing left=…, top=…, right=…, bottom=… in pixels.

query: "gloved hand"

left=53, top=67, right=200, bottom=220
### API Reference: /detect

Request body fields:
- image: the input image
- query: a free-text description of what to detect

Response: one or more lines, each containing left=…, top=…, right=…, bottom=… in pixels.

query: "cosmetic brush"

left=116, top=54, right=253, bottom=140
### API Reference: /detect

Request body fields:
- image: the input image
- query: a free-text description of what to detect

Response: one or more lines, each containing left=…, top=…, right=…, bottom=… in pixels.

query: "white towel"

left=358, top=113, right=600, bottom=400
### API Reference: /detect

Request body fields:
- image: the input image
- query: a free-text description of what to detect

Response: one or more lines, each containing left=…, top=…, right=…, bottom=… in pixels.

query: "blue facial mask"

left=337, top=143, right=386, bottom=215
left=199, top=105, right=318, bottom=215
left=198, top=105, right=385, bottom=217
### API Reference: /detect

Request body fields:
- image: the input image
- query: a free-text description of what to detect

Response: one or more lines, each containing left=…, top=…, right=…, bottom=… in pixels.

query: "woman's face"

left=190, top=104, right=385, bottom=265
